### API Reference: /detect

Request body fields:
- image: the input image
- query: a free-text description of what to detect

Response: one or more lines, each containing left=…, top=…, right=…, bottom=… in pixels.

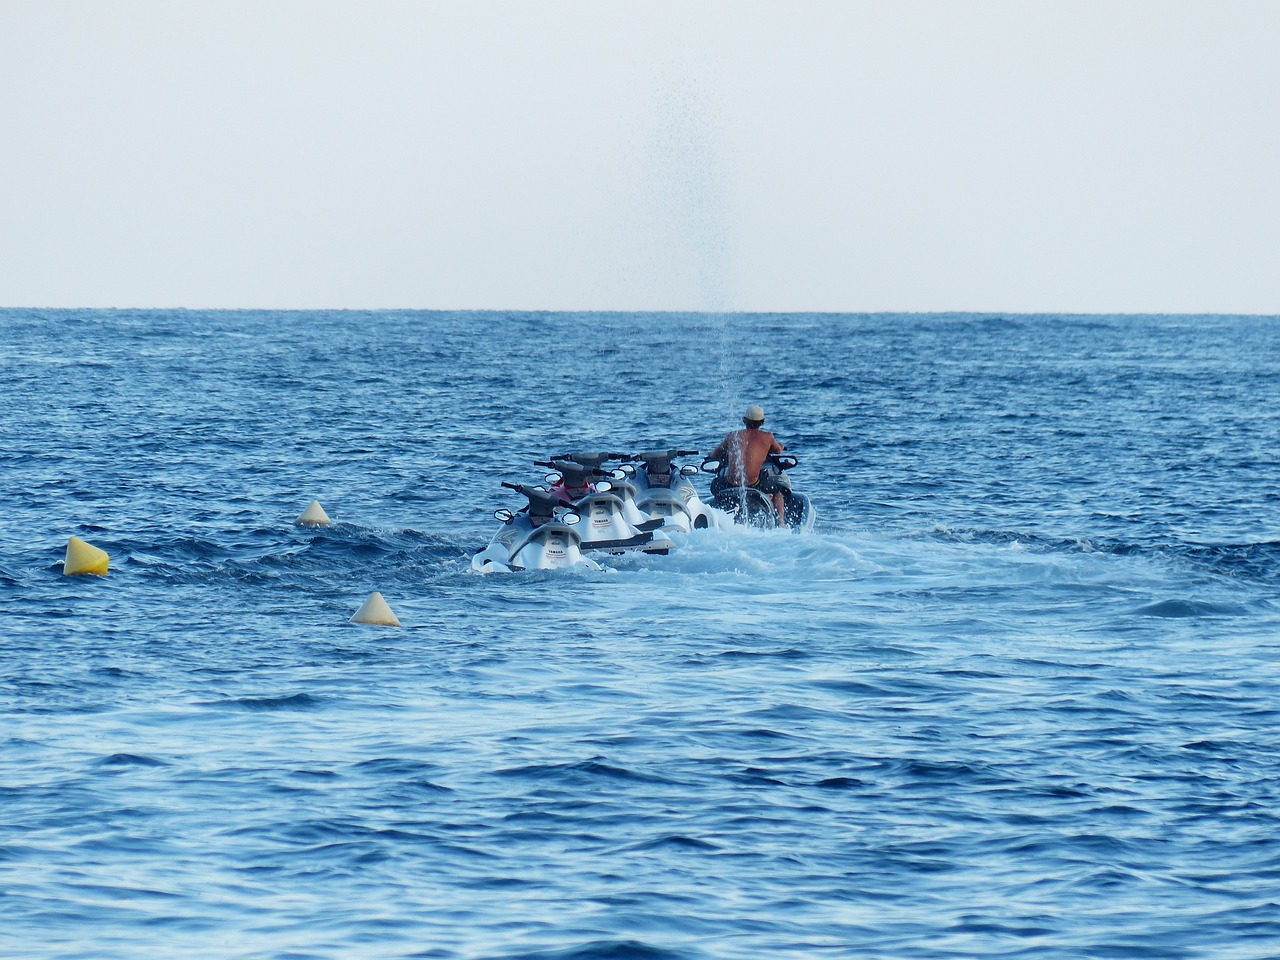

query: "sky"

left=2, top=1, right=1277, bottom=314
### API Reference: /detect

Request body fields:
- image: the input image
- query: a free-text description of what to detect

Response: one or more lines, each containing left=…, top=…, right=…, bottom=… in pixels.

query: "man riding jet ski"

left=706, top=405, right=787, bottom=525
left=703, top=406, right=816, bottom=532
left=702, top=451, right=816, bottom=532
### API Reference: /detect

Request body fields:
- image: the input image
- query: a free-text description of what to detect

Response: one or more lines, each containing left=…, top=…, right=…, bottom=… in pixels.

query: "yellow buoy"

left=296, top=500, right=331, bottom=526
left=64, top=536, right=109, bottom=576
left=350, top=591, right=400, bottom=627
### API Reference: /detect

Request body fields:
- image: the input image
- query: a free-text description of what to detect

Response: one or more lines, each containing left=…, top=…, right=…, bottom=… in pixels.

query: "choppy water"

left=3, top=309, right=1279, bottom=959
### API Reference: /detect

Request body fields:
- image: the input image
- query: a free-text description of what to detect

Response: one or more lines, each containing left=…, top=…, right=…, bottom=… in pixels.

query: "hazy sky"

left=2, top=1, right=1277, bottom=313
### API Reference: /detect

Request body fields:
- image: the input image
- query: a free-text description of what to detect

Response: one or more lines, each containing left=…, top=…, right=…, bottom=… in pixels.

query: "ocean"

left=2, top=309, right=1278, bottom=959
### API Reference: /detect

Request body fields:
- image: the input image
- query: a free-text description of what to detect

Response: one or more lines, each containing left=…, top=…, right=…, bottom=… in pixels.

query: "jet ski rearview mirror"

left=680, top=465, right=699, bottom=476
left=494, top=508, right=515, bottom=523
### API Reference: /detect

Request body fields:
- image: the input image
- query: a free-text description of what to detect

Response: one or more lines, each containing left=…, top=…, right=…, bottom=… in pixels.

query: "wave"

left=1130, top=598, right=1249, bottom=619
left=94, top=753, right=170, bottom=768
left=197, top=693, right=325, bottom=711
left=1181, top=540, right=1280, bottom=586
left=110, top=524, right=469, bottom=593
left=495, top=758, right=684, bottom=788
left=926, top=526, right=1280, bottom=588
left=495, top=941, right=694, bottom=960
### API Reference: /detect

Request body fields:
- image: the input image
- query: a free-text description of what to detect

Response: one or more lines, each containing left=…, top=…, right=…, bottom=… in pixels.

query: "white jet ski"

left=471, top=482, right=603, bottom=573
left=620, top=449, right=728, bottom=534
left=702, top=452, right=816, bottom=533
left=538, top=455, right=675, bottom=556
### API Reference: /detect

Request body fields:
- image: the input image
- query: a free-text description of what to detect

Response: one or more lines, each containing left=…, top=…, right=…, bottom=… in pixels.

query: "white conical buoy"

left=350, top=592, right=401, bottom=627
left=64, top=536, right=109, bottom=576
left=296, top=500, right=331, bottom=526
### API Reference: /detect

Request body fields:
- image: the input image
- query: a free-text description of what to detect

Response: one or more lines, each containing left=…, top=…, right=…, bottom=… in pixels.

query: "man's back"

left=714, top=427, right=782, bottom=485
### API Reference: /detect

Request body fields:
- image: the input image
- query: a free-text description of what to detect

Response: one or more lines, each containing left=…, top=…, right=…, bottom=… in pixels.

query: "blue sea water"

left=2, top=308, right=1279, bottom=959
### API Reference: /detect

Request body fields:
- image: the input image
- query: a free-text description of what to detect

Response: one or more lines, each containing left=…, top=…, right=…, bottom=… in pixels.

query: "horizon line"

left=2, top=305, right=1277, bottom=319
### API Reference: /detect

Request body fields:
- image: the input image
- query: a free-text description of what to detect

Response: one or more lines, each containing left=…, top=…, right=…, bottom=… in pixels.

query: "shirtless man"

left=708, top=405, right=787, bottom=525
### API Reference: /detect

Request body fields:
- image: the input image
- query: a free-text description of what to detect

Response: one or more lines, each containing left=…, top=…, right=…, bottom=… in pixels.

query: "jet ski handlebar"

left=621, top=449, right=698, bottom=462
left=701, top=453, right=799, bottom=473
left=501, top=481, right=577, bottom=514
left=549, top=452, right=629, bottom=466
left=501, top=481, right=564, bottom=499
left=533, top=460, right=609, bottom=477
